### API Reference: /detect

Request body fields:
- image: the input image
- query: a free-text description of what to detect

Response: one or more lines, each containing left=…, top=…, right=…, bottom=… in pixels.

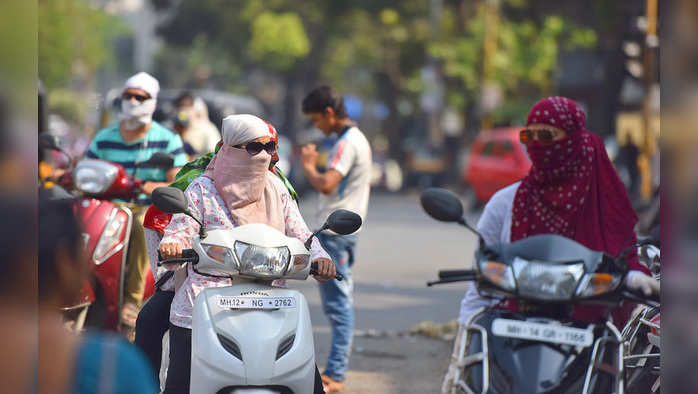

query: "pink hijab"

left=202, top=115, right=285, bottom=231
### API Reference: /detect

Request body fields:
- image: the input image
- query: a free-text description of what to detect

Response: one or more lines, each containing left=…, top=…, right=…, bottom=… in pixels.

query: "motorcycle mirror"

left=303, top=210, right=362, bottom=250
left=152, top=187, right=188, bottom=214
left=142, top=152, right=175, bottom=169
left=325, top=209, right=362, bottom=235
left=420, top=188, right=484, bottom=246
left=421, top=188, right=465, bottom=223
left=152, top=187, right=207, bottom=238
left=39, top=133, right=61, bottom=151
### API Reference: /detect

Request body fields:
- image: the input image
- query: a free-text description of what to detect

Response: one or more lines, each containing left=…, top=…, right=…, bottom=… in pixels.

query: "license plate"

left=491, top=318, right=593, bottom=347
left=217, top=296, right=296, bottom=310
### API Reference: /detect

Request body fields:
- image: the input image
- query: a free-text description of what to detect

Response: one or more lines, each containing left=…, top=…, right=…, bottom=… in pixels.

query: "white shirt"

left=314, top=126, right=372, bottom=231
left=458, top=182, right=519, bottom=324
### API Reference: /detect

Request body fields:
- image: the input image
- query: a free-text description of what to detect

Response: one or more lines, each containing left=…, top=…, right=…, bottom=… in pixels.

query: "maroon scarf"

left=509, top=97, right=647, bottom=322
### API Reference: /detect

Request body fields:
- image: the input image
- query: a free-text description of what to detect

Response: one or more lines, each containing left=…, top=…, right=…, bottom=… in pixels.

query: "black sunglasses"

left=122, top=92, right=150, bottom=102
left=519, top=128, right=562, bottom=145
left=237, top=141, right=277, bottom=156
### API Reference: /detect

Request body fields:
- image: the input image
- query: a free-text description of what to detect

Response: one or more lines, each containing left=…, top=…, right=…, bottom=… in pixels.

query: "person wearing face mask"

left=158, top=114, right=336, bottom=394
left=86, top=72, right=189, bottom=330
left=133, top=120, right=299, bottom=382
left=441, top=97, right=660, bottom=394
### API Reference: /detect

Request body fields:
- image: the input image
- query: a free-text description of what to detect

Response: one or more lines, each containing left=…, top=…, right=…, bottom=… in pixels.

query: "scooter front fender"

left=190, top=282, right=315, bottom=394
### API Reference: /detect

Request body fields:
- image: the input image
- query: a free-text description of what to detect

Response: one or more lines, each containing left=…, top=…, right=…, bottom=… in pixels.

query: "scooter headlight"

left=234, top=241, right=291, bottom=278
left=512, top=257, right=585, bottom=301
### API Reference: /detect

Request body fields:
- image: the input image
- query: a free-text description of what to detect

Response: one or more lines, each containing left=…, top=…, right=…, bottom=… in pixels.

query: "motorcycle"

left=621, top=240, right=660, bottom=393
left=39, top=133, right=172, bottom=331
left=151, top=186, right=361, bottom=393
left=420, top=188, right=659, bottom=394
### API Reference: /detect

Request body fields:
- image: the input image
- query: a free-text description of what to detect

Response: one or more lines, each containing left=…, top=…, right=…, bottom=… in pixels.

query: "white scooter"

left=152, top=187, right=361, bottom=394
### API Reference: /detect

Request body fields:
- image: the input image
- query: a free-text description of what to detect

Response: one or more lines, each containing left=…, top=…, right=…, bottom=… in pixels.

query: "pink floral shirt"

left=161, top=174, right=330, bottom=329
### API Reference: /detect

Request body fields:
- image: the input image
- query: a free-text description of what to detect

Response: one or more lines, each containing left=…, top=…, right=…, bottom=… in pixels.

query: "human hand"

left=159, top=241, right=183, bottom=260
left=141, top=181, right=158, bottom=196
left=301, top=144, right=319, bottom=170
left=312, top=258, right=336, bottom=282
left=625, top=271, right=660, bottom=296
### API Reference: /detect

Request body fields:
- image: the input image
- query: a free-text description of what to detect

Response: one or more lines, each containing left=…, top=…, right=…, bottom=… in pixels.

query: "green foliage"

left=429, top=3, right=597, bottom=112
left=249, top=12, right=311, bottom=71
left=39, top=0, right=129, bottom=89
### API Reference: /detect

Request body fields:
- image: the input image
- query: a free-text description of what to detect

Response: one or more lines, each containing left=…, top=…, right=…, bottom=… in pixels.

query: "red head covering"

left=511, top=97, right=647, bottom=321
left=265, top=121, right=280, bottom=165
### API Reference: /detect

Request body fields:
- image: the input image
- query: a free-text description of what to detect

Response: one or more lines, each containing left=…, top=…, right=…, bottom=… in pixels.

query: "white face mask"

left=121, top=98, right=156, bottom=130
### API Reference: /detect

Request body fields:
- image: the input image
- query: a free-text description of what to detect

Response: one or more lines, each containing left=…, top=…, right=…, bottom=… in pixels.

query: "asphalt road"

left=290, top=191, right=481, bottom=393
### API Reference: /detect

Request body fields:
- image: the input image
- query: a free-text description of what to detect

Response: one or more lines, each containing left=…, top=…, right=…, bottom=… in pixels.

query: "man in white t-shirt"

left=300, top=85, right=372, bottom=393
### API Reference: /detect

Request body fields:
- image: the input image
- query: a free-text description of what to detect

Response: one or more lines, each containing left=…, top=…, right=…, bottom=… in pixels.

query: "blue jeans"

left=317, top=232, right=357, bottom=382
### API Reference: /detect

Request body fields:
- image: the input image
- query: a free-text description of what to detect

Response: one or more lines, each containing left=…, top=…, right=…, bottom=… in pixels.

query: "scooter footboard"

left=453, top=310, right=623, bottom=394
left=191, top=283, right=315, bottom=394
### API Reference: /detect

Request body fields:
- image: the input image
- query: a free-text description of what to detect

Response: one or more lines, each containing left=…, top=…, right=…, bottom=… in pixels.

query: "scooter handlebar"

left=157, top=249, right=199, bottom=266
left=310, top=261, right=344, bottom=281
left=621, top=288, right=660, bottom=308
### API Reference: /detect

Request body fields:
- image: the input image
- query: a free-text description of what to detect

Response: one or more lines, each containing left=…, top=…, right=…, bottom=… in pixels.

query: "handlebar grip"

left=439, top=269, right=476, bottom=279
left=622, top=290, right=660, bottom=308
left=158, top=249, right=198, bottom=261
left=310, top=262, right=343, bottom=281
left=157, top=249, right=199, bottom=266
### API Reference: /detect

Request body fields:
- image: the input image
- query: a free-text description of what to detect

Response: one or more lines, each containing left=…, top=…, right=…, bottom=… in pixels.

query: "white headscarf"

left=124, top=72, right=160, bottom=98
left=121, top=72, right=160, bottom=130
left=202, top=114, right=284, bottom=231
left=220, top=114, right=271, bottom=146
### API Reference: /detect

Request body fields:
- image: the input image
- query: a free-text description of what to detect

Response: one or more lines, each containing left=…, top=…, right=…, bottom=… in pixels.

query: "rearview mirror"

left=325, top=209, right=362, bottom=235
left=420, top=188, right=465, bottom=223
left=39, top=133, right=61, bottom=151
left=152, top=187, right=188, bottom=214
left=143, top=152, right=175, bottom=169
left=152, top=187, right=207, bottom=238
left=304, top=209, right=362, bottom=249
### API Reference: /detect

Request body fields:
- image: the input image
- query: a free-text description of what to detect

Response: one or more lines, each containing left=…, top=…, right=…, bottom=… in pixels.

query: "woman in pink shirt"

left=158, top=114, right=336, bottom=394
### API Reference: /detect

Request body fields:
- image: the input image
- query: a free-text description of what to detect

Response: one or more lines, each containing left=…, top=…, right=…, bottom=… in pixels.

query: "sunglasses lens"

left=264, top=141, right=277, bottom=154
left=245, top=142, right=263, bottom=155
left=520, top=130, right=531, bottom=144
left=123, top=93, right=148, bottom=102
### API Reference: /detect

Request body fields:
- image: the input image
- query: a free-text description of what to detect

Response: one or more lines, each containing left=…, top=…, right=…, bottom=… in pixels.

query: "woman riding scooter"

left=158, top=114, right=336, bottom=394
left=134, top=120, right=298, bottom=383
left=442, top=97, right=660, bottom=393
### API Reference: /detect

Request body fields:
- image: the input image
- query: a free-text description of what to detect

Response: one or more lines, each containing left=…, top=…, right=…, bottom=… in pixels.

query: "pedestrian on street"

left=300, top=85, right=373, bottom=393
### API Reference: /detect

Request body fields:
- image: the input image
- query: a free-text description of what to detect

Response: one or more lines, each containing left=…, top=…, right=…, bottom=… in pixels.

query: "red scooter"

left=40, top=134, right=172, bottom=331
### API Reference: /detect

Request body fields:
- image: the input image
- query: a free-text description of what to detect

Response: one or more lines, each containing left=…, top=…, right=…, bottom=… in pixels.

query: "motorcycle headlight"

left=478, top=260, right=516, bottom=291
left=74, top=160, right=118, bottom=194
left=93, top=211, right=127, bottom=265
left=575, top=273, right=622, bottom=298
left=234, top=241, right=291, bottom=278
left=512, top=257, right=585, bottom=301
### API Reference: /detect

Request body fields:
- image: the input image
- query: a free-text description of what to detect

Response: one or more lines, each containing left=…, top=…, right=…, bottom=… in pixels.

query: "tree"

left=39, top=0, right=129, bottom=89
